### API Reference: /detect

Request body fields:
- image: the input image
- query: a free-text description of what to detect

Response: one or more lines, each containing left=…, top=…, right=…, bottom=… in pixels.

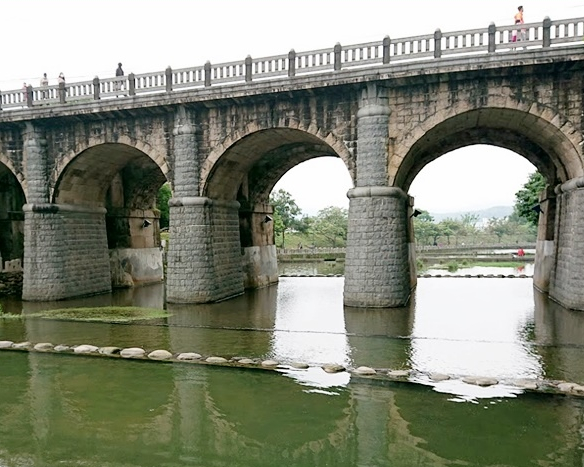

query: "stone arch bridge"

left=2, top=17, right=584, bottom=309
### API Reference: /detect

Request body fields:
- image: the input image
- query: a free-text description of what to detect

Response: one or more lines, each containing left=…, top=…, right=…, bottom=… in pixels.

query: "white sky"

left=1, top=0, right=582, bottom=215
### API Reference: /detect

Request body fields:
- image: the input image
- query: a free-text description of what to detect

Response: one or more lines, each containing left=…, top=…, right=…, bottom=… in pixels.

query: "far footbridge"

left=1, top=16, right=584, bottom=310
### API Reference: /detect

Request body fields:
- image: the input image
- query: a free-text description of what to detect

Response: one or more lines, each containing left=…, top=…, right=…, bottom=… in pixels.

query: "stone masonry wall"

left=166, top=198, right=243, bottom=303
left=549, top=187, right=584, bottom=310
left=22, top=205, right=111, bottom=301
left=344, top=188, right=411, bottom=307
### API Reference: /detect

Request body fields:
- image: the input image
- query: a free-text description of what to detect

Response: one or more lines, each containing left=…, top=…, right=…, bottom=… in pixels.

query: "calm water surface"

left=2, top=276, right=584, bottom=466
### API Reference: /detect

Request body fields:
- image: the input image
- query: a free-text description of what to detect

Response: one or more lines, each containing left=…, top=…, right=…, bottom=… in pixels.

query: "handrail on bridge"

left=1, top=16, right=583, bottom=111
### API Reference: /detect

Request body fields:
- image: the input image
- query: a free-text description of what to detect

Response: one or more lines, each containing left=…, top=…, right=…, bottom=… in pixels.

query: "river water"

left=1, top=273, right=584, bottom=466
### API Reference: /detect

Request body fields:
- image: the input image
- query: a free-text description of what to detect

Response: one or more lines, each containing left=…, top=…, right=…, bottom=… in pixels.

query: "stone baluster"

left=93, top=77, right=100, bottom=100
left=382, top=36, right=391, bottom=64
left=488, top=23, right=496, bottom=53
left=334, top=43, right=342, bottom=71
left=543, top=17, right=552, bottom=47
left=288, top=49, right=296, bottom=77
left=128, top=73, right=136, bottom=96
left=434, top=29, right=442, bottom=58
left=204, top=61, right=211, bottom=87
left=166, top=66, right=173, bottom=92
left=245, top=56, right=253, bottom=82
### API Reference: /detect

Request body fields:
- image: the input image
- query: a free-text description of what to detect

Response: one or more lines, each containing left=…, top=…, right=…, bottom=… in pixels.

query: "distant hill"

left=430, top=206, right=513, bottom=222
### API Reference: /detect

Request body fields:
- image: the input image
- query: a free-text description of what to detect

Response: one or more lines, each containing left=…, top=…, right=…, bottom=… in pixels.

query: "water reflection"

left=0, top=351, right=582, bottom=467
left=4, top=277, right=584, bottom=390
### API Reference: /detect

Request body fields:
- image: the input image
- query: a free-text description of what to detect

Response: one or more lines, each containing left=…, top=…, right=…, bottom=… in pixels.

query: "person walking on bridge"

left=513, top=6, right=525, bottom=44
left=115, top=62, right=124, bottom=94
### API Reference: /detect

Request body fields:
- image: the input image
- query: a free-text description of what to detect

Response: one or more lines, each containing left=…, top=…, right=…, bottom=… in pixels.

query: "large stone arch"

left=201, top=124, right=354, bottom=202
left=0, top=162, right=26, bottom=270
left=52, top=141, right=169, bottom=207
left=51, top=142, right=168, bottom=291
left=392, top=105, right=583, bottom=192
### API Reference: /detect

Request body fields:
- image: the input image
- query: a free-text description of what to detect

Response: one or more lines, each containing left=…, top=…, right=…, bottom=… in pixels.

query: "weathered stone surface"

left=0, top=341, right=14, bottom=349
left=12, top=342, right=31, bottom=349
left=322, top=364, right=345, bottom=373
left=98, top=346, right=121, bottom=355
left=74, top=344, right=99, bottom=354
left=177, top=352, right=202, bottom=360
left=33, top=342, right=54, bottom=351
left=429, top=373, right=450, bottom=382
left=206, top=356, right=228, bottom=364
left=354, top=366, right=376, bottom=375
left=290, top=362, right=309, bottom=369
left=388, top=370, right=410, bottom=377
left=462, top=376, right=499, bottom=387
left=238, top=358, right=255, bottom=365
left=148, top=349, right=173, bottom=360
left=120, top=347, right=145, bottom=358
left=261, top=360, right=279, bottom=367
left=54, top=345, right=71, bottom=352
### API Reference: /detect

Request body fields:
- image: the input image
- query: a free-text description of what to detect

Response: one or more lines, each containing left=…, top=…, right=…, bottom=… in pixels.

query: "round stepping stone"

left=120, top=347, right=145, bottom=358
left=261, top=360, right=279, bottom=367
left=354, top=366, right=376, bottom=375
left=54, top=345, right=71, bottom=352
left=387, top=370, right=410, bottom=377
left=177, top=352, right=202, bottom=360
left=463, top=376, right=498, bottom=387
left=322, top=364, right=345, bottom=373
left=74, top=345, right=99, bottom=354
left=206, top=356, right=228, bottom=364
left=33, top=343, right=54, bottom=351
left=0, top=341, right=14, bottom=349
left=430, top=373, right=450, bottom=382
left=13, top=342, right=32, bottom=349
left=98, top=346, right=121, bottom=355
left=148, top=349, right=173, bottom=360
left=238, top=358, right=255, bottom=364
left=290, top=362, right=309, bottom=369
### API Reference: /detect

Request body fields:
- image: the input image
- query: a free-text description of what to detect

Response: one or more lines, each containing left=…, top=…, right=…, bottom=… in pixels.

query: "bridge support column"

left=239, top=203, right=278, bottom=289
left=533, top=186, right=556, bottom=293
left=166, top=197, right=243, bottom=303
left=344, top=187, right=414, bottom=307
left=22, top=204, right=111, bottom=301
left=344, top=82, right=415, bottom=307
left=548, top=178, right=584, bottom=310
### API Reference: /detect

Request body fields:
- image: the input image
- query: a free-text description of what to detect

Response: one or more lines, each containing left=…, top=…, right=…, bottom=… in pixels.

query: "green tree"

left=312, top=206, right=348, bottom=247
left=270, top=189, right=301, bottom=247
left=413, top=210, right=439, bottom=246
left=156, top=183, right=172, bottom=229
left=486, top=216, right=512, bottom=242
left=514, top=171, right=546, bottom=227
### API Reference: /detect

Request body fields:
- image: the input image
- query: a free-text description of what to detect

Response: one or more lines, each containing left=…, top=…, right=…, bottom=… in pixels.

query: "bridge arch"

left=0, top=162, right=26, bottom=268
left=201, top=125, right=354, bottom=202
left=52, top=141, right=169, bottom=207
left=393, top=106, right=582, bottom=192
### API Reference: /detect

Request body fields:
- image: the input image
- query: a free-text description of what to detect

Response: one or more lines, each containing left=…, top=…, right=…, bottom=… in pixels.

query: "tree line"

left=156, top=171, right=545, bottom=248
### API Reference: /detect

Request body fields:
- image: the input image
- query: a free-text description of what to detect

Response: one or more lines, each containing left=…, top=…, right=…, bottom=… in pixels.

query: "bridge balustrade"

left=1, top=16, right=583, bottom=111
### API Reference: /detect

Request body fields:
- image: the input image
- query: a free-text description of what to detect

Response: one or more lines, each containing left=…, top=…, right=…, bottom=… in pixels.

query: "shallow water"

left=2, top=277, right=584, bottom=466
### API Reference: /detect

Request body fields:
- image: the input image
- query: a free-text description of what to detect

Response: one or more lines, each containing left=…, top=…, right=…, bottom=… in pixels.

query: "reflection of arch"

left=207, top=368, right=352, bottom=457
left=394, top=107, right=582, bottom=191
left=52, top=143, right=167, bottom=208
left=202, top=126, right=354, bottom=202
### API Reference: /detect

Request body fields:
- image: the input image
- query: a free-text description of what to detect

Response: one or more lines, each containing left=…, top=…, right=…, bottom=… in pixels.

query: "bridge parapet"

left=1, top=17, right=583, bottom=112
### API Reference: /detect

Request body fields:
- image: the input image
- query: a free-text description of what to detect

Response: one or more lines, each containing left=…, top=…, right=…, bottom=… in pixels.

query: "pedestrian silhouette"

left=115, top=62, right=124, bottom=94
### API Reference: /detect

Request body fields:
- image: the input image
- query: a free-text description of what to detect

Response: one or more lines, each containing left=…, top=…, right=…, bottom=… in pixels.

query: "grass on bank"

left=2, top=306, right=170, bottom=323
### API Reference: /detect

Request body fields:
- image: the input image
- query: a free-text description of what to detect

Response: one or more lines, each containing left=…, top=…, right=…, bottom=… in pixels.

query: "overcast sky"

left=1, top=0, right=583, bottom=215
